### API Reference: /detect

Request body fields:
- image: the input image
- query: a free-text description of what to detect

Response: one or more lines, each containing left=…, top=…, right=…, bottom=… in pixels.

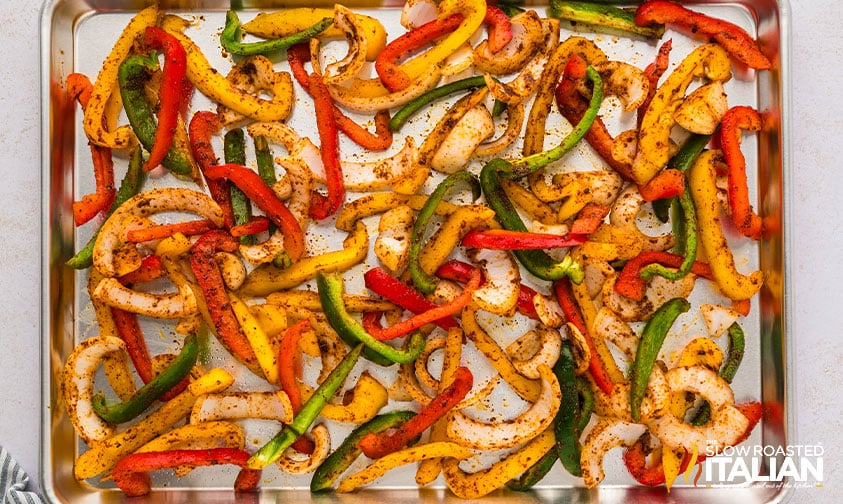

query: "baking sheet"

left=40, top=0, right=791, bottom=502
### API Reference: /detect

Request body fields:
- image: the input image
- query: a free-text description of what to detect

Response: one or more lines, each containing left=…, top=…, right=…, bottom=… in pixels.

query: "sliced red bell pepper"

left=720, top=105, right=763, bottom=240
left=368, top=269, right=482, bottom=341
left=635, top=1, right=771, bottom=70
left=111, top=308, right=154, bottom=385
left=638, top=168, right=685, bottom=202
left=117, top=255, right=165, bottom=285
left=112, top=448, right=260, bottom=497
left=142, top=27, right=188, bottom=172
left=570, top=204, right=611, bottom=235
left=638, top=39, right=673, bottom=128
left=375, top=14, right=465, bottom=92
left=357, top=366, right=473, bottom=459
left=435, top=259, right=541, bottom=320
left=484, top=4, right=513, bottom=53
left=67, top=73, right=116, bottom=226
left=124, top=219, right=218, bottom=243
left=287, top=44, right=393, bottom=151
left=462, top=229, right=587, bottom=250
left=554, top=278, right=614, bottom=394
left=189, top=230, right=260, bottom=373
left=307, top=71, right=345, bottom=221
left=230, top=216, right=271, bottom=238
left=188, top=111, right=235, bottom=228
left=614, top=251, right=713, bottom=302
left=363, top=267, right=459, bottom=330
left=203, top=164, right=305, bottom=261
left=278, top=319, right=317, bottom=455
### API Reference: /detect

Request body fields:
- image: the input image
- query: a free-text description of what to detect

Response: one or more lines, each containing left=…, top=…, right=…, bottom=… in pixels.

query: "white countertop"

left=2, top=1, right=841, bottom=502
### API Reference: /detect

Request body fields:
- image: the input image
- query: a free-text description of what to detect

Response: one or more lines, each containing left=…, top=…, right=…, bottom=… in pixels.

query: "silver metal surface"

left=40, top=0, right=791, bottom=502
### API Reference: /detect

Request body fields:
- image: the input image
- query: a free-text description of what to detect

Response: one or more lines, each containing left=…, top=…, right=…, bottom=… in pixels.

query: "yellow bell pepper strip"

left=238, top=221, right=368, bottom=297
left=161, top=15, right=294, bottom=122
left=443, top=429, right=556, bottom=499
left=229, top=293, right=278, bottom=384
left=137, top=421, right=245, bottom=454
left=409, top=171, right=481, bottom=293
left=632, top=43, right=731, bottom=185
left=311, top=410, right=416, bottom=491
left=418, top=204, right=497, bottom=280
left=299, top=372, right=388, bottom=424
left=357, top=366, right=473, bottom=460
left=74, top=367, right=234, bottom=480
left=83, top=4, right=157, bottom=148
left=338, top=442, right=474, bottom=493
left=112, top=448, right=260, bottom=497
left=241, top=7, right=388, bottom=61
left=317, top=271, right=426, bottom=366
left=91, top=333, right=199, bottom=424
left=247, top=343, right=363, bottom=469
left=499, top=178, right=559, bottom=225
left=220, top=10, right=332, bottom=57
left=688, top=150, right=764, bottom=300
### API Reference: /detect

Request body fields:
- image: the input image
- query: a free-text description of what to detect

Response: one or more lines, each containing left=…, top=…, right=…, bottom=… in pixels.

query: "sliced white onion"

left=609, top=185, right=674, bottom=252
left=511, top=327, right=562, bottom=379
left=319, top=5, right=367, bottom=85
left=400, top=0, right=438, bottom=29
left=603, top=271, right=696, bottom=322
left=467, top=248, right=521, bottom=316
left=532, top=292, right=565, bottom=329
left=473, top=10, right=543, bottom=76
left=189, top=391, right=294, bottom=425
left=473, top=101, right=525, bottom=157
left=447, top=364, right=560, bottom=450
left=277, top=423, right=331, bottom=474
left=674, top=81, right=729, bottom=135
left=92, top=277, right=198, bottom=319
left=592, top=61, right=651, bottom=112
left=593, top=307, right=639, bottom=361
left=215, top=252, right=246, bottom=291
left=593, top=366, right=669, bottom=423
left=327, top=68, right=443, bottom=113
left=430, top=104, right=495, bottom=174
left=700, top=303, right=741, bottom=339
left=580, top=419, right=647, bottom=488
left=374, top=205, right=414, bottom=273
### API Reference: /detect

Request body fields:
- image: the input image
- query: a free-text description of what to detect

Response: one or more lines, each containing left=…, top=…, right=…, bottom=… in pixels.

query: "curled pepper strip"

left=308, top=71, right=345, bottom=220
left=721, top=105, right=764, bottom=240
left=364, top=267, right=459, bottom=330
left=357, top=366, right=473, bottom=460
left=112, top=448, right=260, bottom=497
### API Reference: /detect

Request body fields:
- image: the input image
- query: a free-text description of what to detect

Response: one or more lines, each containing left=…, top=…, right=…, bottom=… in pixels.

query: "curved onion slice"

left=441, top=43, right=476, bottom=76
left=563, top=323, right=592, bottom=377
left=317, top=6, right=368, bottom=85
left=217, top=55, right=294, bottom=127
left=447, top=364, right=560, bottom=450
left=592, top=61, right=651, bottom=112
left=215, top=252, right=247, bottom=291
left=430, top=104, right=495, bottom=174
left=415, top=337, right=447, bottom=392
left=467, top=248, right=521, bottom=316
left=400, top=0, right=438, bottom=29
left=63, top=336, right=125, bottom=444
left=593, top=366, right=669, bottom=422
left=93, top=277, right=198, bottom=319
left=400, top=356, right=499, bottom=410
left=473, top=10, right=544, bottom=75
left=327, top=67, right=443, bottom=113
left=277, top=423, right=331, bottom=474
left=603, top=271, right=696, bottom=322
left=593, top=306, right=639, bottom=360
left=189, top=391, right=294, bottom=425
left=532, top=292, right=565, bottom=329
left=375, top=205, right=414, bottom=273
left=700, top=303, right=741, bottom=339
left=610, top=185, right=675, bottom=252
left=674, top=81, right=729, bottom=135
left=533, top=170, right=623, bottom=205
left=93, top=188, right=224, bottom=277
left=581, top=419, right=648, bottom=488
left=510, top=327, right=562, bottom=379
left=474, top=101, right=525, bottom=157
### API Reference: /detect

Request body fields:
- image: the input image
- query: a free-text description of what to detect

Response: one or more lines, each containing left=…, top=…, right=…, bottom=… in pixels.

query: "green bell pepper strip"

left=388, top=76, right=487, bottom=132
left=317, top=271, right=426, bottom=366
left=409, top=171, right=481, bottom=294
left=220, top=10, right=333, bottom=57
left=253, top=135, right=277, bottom=188
left=506, top=449, right=557, bottom=491
left=554, top=339, right=585, bottom=477
left=479, top=160, right=584, bottom=283
left=223, top=128, right=255, bottom=245
left=91, top=333, right=199, bottom=424
left=548, top=1, right=665, bottom=39
left=117, top=54, right=194, bottom=177
left=66, top=145, right=147, bottom=269
left=691, top=322, right=746, bottom=426
left=248, top=343, right=364, bottom=469
left=652, top=132, right=711, bottom=222
left=629, top=297, right=691, bottom=422
left=310, top=410, right=417, bottom=491
left=574, top=376, right=594, bottom=435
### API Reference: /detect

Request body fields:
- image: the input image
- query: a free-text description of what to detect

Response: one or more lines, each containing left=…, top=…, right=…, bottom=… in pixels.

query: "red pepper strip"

left=118, top=255, right=165, bottom=285
left=554, top=278, right=614, bottom=394
left=230, top=216, right=270, bottom=237
left=638, top=39, right=673, bottom=128
left=363, top=267, right=459, bottom=330
left=435, top=259, right=540, bottom=320
left=287, top=44, right=393, bottom=151
left=308, top=71, right=345, bottom=221
left=731, top=298, right=751, bottom=317
left=462, top=229, right=588, bottom=250
left=638, top=168, right=685, bottom=202
left=555, top=54, right=636, bottom=181
left=204, top=164, right=305, bottom=262
left=67, top=73, right=116, bottom=225
left=190, top=230, right=260, bottom=371
left=615, top=251, right=713, bottom=302
left=370, top=269, right=482, bottom=341
left=635, top=1, right=771, bottom=70
left=188, top=111, right=236, bottom=228
left=142, top=27, right=188, bottom=172
left=111, top=308, right=154, bottom=384
left=357, top=366, right=473, bottom=459
left=278, top=319, right=317, bottom=455
left=484, top=4, right=513, bottom=53
left=570, top=204, right=611, bottom=235
left=375, top=14, right=465, bottom=92
left=720, top=105, right=763, bottom=240
left=124, top=219, right=218, bottom=243
left=112, top=448, right=260, bottom=497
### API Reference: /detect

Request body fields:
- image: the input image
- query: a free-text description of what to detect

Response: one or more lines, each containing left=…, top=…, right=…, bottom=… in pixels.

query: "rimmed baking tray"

left=40, top=0, right=792, bottom=502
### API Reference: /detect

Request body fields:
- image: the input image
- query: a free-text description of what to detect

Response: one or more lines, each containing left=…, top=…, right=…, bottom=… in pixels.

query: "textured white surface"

left=2, top=1, right=841, bottom=502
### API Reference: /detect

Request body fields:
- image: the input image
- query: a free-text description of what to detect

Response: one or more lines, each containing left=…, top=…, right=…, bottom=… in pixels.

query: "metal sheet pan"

left=40, top=0, right=792, bottom=502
